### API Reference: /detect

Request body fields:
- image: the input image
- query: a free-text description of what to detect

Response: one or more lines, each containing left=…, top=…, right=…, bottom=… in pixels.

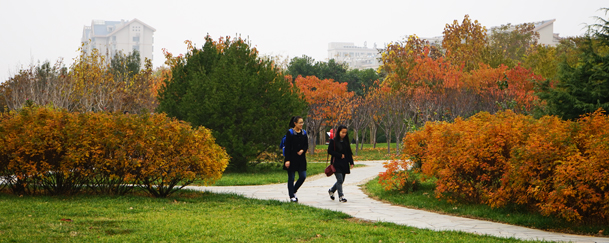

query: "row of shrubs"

left=380, top=109, right=609, bottom=222
left=0, top=106, right=229, bottom=197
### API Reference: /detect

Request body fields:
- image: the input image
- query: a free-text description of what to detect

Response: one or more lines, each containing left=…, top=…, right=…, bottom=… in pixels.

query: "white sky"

left=0, top=0, right=606, bottom=82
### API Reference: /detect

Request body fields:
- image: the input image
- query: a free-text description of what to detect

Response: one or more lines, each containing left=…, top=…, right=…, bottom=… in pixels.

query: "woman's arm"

left=327, top=139, right=342, bottom=158
left=284, top=130, right=292, bottom=162
left=303, top=132, right=309, bottom=154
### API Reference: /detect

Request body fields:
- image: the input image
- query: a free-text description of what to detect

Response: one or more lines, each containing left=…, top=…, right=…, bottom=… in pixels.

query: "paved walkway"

left=186, top=161, right=609, bottom=243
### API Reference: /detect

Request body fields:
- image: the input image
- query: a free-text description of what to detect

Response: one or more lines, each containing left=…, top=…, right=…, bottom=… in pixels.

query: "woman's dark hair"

left=289, top=116, right=303, bottom=128
left=334, top=125, right=352, bottom=153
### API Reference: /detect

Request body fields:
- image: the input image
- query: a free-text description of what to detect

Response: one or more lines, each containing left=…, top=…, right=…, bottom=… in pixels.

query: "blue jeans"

left=330, top=173, right=346, bottom=197
left=287, top=170, right=306, bottom=198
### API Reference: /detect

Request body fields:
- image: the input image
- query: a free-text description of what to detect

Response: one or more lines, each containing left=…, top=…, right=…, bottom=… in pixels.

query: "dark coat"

left=283, top=129, right=308, bottom=171
left=328, top=139, right=354, bottom=174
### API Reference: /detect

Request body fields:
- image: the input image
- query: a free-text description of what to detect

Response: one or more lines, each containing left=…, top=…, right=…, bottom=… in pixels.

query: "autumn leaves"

left=0, top=107, right=229, bottom=197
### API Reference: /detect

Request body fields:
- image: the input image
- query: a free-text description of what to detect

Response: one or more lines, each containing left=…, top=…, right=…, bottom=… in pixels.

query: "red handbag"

left=325, top=140, right=336, bottom=177
left=324, top=162, right=335, bottom=177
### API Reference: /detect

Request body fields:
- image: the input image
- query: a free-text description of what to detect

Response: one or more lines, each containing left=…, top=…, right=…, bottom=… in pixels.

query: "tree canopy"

left=536, top=11, right=609, bottom=120
left=157, top=36, right=307, bottom=171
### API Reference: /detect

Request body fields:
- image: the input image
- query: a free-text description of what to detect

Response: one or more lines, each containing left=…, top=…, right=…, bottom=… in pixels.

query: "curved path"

left=186, top=161, right=609, bottom=243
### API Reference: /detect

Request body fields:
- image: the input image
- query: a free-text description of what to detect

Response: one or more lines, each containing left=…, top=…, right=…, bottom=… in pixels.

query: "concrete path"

left=185, top=161, right=609, bottom=243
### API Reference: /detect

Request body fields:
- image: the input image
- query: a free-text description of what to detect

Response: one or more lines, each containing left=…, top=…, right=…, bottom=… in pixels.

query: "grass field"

left=363, top=175, right=609, bottom=236
left=308, top=142, right=395, bottom=162
left=0, top=190, right=542, bottom=242
left=207, top=162, right=365, bottom=186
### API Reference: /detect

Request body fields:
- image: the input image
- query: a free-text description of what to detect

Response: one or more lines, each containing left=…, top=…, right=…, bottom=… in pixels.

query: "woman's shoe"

left=339, top=197, right=347, bottom=203
left=290, top=197, right=298, bottom=203
left=328, top=190, right=335, bottom=200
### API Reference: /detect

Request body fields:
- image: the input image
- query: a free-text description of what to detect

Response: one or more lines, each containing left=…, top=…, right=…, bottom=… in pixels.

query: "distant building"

left=527, top=19, right=561, bottom=46
left=423, top=19, right=561, bottom=47
left=327, top=42, right=382, bottom=70
left=81, top=19, right=156, bottom=67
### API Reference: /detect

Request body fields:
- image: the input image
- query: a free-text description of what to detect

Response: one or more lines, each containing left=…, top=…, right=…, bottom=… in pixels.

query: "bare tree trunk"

left=354, top=129, right=360, bottom=156
left=370, top=123, right=377, bottom=148
left=385, top=127, right=392, bottom=154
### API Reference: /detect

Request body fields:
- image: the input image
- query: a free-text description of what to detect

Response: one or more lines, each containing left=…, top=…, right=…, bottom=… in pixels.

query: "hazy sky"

left=1, top=0, right=607, bottom=82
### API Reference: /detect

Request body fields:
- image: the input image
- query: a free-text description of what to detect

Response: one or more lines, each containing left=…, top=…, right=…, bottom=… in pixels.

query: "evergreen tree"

left=110, top=50, right=141, bottom=79
left=536, top=11, right=609, bottom=120
left=157, top=36, right=307, bottom=171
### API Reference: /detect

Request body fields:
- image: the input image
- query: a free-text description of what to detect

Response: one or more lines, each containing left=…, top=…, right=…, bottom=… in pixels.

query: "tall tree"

left=350, top=96, right=371, bottom=155
left=157, top=36, right=306, bottom=170
left=442, top=14, right=487, bottom=72
left=110, top=50, right=141, bottom=79
left=294, top=75, right=353, bottom=154
left=536, top=12, right=609, bottom=120
left=287, top=55, right=318, bottom=78
left=343, top=68, right=380, bottom=96
left=380, top=35, right=442, bottom=90
left=483, top=23, right=540, bottom=68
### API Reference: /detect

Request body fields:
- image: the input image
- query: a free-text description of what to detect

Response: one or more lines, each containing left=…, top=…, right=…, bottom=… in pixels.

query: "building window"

left=133, top=36, right=140, bottom=42
left=112, top=36, right=116, bottom=42
left=133, top=45, right=140, bottom=52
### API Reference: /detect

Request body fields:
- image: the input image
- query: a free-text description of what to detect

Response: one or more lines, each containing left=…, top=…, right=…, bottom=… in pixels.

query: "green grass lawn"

left=0, top=191, right=543, bottom=242
left=363, top=176, right=609, bottom=236
left=308, top=142, right=395, bottom=162
left=208, top=163, right=365, bottom=186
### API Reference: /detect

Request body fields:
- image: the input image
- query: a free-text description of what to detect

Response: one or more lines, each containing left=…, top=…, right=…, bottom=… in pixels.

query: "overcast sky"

left=1, top=0, right=606, bottom=82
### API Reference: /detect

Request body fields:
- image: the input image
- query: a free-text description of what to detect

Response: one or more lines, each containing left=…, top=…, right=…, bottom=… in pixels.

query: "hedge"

left=381, top=109, right=609, bottom=222
left=0, top=106, right=229, bottom=197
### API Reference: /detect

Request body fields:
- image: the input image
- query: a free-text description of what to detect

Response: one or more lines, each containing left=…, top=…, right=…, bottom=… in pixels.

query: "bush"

left=378, top=159, right=420, bottom=193
left=383, top=109, right=609, bottom=222
left=0, top=106, right=229, bottom=197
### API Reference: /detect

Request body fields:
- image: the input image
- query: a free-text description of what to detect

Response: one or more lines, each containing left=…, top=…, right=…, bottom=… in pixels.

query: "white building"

left=81, top=19, right=156, bottom=68
left=327, top=42, right=382, bottom=70
left=529, top=19, right=561, bottom=46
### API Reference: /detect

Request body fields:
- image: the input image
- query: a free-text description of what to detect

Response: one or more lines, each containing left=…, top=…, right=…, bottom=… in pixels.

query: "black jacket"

left=283, top=129, right=308, bottom=171
left=328, top=139, right=354, bottom=174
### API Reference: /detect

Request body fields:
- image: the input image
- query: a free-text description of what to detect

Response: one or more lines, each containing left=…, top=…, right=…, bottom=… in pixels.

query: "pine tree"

left=536, top=10, right=609, bottom=120
left=157, top=36, right=307, bottom=171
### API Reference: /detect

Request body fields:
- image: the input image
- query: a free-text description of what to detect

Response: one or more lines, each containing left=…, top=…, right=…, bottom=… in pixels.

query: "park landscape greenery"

left=0, top=9, right=608, bottom=241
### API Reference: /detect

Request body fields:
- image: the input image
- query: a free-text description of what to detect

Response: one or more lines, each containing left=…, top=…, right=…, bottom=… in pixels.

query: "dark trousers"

left=287, top=170, right=306, bottom=198
left=330, top=173, right=346, bottom=197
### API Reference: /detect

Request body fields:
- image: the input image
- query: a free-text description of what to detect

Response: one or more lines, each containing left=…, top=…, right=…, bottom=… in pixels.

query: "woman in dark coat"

left=283, top=116, right=308, bottom=202
left=327, top=125, right=354, bottom=202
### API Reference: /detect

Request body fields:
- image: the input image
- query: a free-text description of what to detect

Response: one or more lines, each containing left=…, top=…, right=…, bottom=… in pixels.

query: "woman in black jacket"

left=283, top=116, right=308, bottom=202
left=327, top=125, right=354, bottom=202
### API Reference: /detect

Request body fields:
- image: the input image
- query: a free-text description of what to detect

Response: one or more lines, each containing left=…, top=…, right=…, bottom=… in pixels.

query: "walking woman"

left=283, top=116, right=308, bottom=202
left=327, top=125, right=354, bottom=202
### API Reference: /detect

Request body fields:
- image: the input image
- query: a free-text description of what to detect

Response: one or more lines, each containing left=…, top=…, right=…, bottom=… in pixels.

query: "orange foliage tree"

left=442, top=14, right=487, bottom=72
left=293, top=75, right=354, bottom=154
